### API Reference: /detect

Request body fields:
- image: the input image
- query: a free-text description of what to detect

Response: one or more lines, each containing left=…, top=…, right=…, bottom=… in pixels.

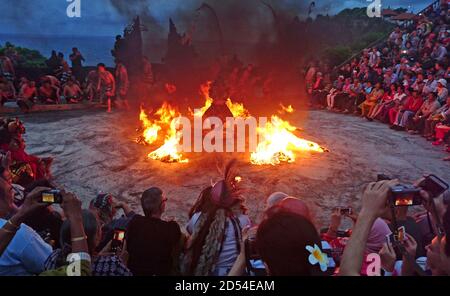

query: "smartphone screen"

left=41, top=192, right=55, bottom=203
left=395, top=196, right=413, bottom=206
left=113, top=230, right=125, bottom=242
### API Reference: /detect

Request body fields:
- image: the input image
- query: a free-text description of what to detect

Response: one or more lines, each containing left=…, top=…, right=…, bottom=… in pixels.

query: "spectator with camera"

left=0, top=152, right=53, bottom=275
left=89, top=193, right=136, bottom=252
left=44, top=206, right=132, bottom=276
left=340, top=174, right=450, bottom=276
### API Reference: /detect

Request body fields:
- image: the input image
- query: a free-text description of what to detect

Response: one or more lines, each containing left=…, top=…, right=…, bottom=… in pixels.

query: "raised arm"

left=339, top=180, right=397, bottom=276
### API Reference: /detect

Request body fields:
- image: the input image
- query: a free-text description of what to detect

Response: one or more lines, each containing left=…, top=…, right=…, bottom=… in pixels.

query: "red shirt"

left=407, top=97, right=424, bottom=112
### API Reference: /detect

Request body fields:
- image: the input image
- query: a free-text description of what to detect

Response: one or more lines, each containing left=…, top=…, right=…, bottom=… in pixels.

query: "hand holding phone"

left=40, top=189, right=63, bottom=204
left=111, top=229, right=126, bottom=253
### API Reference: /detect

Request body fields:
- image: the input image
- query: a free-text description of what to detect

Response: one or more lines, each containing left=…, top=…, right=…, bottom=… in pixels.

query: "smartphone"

left=418, top=175, right=449, bottom=198
left=111, top=229, right=125, bottom=252
left=40, top=190, right=63, bottom=204
left=397, top=226, right=406, bottom=242
left=386, top=226, right=406, bottom=244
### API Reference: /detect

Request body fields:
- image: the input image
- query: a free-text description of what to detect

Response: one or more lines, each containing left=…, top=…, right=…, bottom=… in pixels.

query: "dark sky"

left=0, top=0, right=432, bottom=36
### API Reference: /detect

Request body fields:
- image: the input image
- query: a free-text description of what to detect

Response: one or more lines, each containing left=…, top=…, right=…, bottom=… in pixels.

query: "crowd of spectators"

left=306, top=1, right=450, bottom=161
left=0, top=132, right=450, bottom=276
left=0, top=47, right=130, bottom=113
left=1, top=0, right=450, bottom=279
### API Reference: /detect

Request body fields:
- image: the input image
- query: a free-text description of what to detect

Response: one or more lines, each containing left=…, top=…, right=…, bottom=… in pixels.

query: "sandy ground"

left=16, top=108, right=450, bottom=228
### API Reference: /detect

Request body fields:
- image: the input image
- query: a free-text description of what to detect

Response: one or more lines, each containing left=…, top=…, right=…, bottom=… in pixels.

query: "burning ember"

left=137, top=85, right=327, bottom=165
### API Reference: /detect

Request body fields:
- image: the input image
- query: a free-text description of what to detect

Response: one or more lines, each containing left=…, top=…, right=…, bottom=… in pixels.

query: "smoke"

left=108, top=0, right=320, bottom=61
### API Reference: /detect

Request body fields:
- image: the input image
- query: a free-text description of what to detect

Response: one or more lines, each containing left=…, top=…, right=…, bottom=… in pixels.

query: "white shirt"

left=0, top=219, right=52, bottom=276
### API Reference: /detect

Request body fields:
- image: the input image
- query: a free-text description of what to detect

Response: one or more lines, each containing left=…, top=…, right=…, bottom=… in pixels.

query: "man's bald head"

left=265, top=192, right=289, bottom=210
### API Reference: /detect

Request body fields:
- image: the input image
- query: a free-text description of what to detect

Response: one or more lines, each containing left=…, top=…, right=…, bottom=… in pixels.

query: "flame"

left=278, top=103, right=294, bottom=114
left=138, top=103, right=179, bottom=145
left=138, top=102, right=188, bottom=163
left=226, top=98, right=250, bottom=118
left=137, top=84, right=326, bottom=165
left=190, top=81, right=213, bottom=117
left=138, top=107, right=160, bottom=144
left=250, top=116, right=325, bottom=165
left=148, top=117, right=188, bottom=163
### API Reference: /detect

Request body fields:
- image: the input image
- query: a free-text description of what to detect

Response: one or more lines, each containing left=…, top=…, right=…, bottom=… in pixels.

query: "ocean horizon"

left=0, top=33, right=115, bottom=67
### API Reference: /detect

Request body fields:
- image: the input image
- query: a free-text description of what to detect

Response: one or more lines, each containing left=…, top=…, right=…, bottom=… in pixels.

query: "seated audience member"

left=0, top=162, right=53, bottom=275
left=264, top=192, right=288, bottom=211
left=63, top=77, right=83, bottom=104
left=387, top=86, right=408, bottom=125
left=423, top=95, right=449, bottom=140
left=39, top=79, right=60, bottom=104
left=326, top=75, right=344, bottom=110
left=256, top=212, right=327, bottom=276
left=408, top=92, right=441, bottom=134
left=436, top=79, right=448, bottom=105
left=182, top=163, right=250, bottom=276
left=89, top=193, right=136, bottom=252
left=333, top=78, right=352, bottom=112
left=367, top=84, right=396, bottom=120
left=360, top=82, right=384, bottom=117
left=17, top=79, right=37, bottom=112
left=310, top=72, right=327, bottom=108
left=0, top=118, right=53, bottom=186
left=346, top=78, right=364, bottom=114
left=126, top=187, right=181, bottom=276
left=391, top=89, right=424, bottom=130
left=45, top=208, right=132, bottom=276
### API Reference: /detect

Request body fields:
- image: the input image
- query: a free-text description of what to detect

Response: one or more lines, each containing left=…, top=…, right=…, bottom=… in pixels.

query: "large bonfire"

left=137, top=83, right=326, bottom=165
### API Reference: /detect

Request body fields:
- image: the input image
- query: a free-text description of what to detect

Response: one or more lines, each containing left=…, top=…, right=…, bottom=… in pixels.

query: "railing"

left=332, top=0, right=441, bottom=70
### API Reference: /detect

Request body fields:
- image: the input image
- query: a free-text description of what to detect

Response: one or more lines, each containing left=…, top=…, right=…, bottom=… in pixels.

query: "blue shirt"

left=0, top=218, right=52, bottom=276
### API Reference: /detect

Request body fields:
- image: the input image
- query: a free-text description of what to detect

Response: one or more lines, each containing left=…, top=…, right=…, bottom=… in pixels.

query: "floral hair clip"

left=305, top=244, right=328, bottom=272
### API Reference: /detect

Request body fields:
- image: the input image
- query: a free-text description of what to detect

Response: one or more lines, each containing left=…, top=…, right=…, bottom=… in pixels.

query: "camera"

left=40, top=190, right=63, bottom=204
left=111, top=229, right=126, bottom=252
left=378, top=173, right=449, bottom=207
left=339, top=207, right=352, bottom=215
left=389, top=185, right=422, bottom=206
left=418, top=174, right=449, bottom=199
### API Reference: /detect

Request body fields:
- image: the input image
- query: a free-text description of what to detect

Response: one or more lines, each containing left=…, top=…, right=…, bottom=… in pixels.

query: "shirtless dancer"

left=0, top=76, right=15, bottom=106
left=17, top=79, right=37, bottom=112
left=115, top=60, right=130, bottom=110
left=39, top=79, right=60, bottom=104
left=97, top=63, right=115, bottom=113
left=0, top=53, right=15, bottom=83
left=63, top=77, right=83, bottom=103
left=85, top=70, right=99, bottom=101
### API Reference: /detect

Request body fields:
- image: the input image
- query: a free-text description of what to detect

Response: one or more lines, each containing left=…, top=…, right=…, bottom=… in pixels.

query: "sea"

left=0, top=34, right=115, bottom=67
